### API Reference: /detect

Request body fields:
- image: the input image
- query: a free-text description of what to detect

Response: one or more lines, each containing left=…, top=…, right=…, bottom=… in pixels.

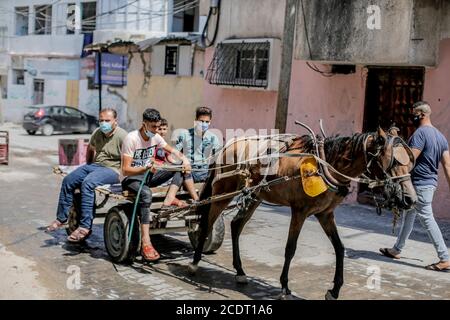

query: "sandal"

left=67, top=227, right=92, bottom=243
left=379, top=248, right=401, bottom=259
left=45, top=220, right=67, bottom=232
left=425, top=262, right=450, bottom=272
left=141, top=244, right=160, bottom=262
left=170, top=198, right=188, bottom=208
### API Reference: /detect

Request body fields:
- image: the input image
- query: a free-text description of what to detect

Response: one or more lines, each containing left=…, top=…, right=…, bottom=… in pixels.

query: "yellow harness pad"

left=300, top=157, right=328, bottom=197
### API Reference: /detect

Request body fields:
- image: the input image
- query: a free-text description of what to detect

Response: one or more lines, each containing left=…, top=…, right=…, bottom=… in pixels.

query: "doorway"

left=33, top=79, right=44, bottom=105
left=358, top=67, right=425, bottom=203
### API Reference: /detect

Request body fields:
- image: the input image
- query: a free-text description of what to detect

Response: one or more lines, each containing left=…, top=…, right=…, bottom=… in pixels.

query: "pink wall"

left=423, top=38, right=450, bottom=220
left=203, top=48, right=278, bottom=133
left=286, top=61, right=367, bottom=136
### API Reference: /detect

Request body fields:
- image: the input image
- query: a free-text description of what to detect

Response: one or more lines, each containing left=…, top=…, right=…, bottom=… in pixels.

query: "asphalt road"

left=1, top=123, right=450, bottom=300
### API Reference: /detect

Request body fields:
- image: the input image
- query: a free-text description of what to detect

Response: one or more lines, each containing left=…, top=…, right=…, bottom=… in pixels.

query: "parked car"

left=23, top=106, right=98, bottom=136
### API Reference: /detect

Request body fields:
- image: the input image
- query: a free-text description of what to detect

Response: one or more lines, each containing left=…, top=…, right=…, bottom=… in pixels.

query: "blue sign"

left=94, top=53, right=128, bottom=86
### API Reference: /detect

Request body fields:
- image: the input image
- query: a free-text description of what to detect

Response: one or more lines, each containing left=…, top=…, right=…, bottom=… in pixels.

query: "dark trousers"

left=122, top=170, right=183, bottom=224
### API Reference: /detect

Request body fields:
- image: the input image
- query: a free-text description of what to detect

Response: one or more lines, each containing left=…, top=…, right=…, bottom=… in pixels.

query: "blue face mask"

left=99, top=121, right=113, bottom=134
left=196, top=121, right=210, bottom=132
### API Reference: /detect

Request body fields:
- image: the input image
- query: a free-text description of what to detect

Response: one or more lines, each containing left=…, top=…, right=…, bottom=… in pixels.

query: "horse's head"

left=365, top=127, right=417, bottom=211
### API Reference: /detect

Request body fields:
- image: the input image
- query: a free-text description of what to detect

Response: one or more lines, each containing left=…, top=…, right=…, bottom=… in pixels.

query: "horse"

left=187, top=127, right=417, bottom=300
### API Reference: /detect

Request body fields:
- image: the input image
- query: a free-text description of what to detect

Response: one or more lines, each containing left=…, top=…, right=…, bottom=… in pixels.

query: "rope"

left=151, top=151, right=410, bottom=187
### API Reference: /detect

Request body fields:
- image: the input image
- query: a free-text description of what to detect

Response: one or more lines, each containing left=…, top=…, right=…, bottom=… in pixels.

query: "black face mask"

left=412, top=115, right=422, bottom=127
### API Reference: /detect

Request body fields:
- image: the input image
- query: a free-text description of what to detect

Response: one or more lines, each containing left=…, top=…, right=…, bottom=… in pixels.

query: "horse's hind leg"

left=316, top=211, right=345, bottom=300
left=231, top=199, right=261, bottom=284
left=279, top=207, right=306, bottom=299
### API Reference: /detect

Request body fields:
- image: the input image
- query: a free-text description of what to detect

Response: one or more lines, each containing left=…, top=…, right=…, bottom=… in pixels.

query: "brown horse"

left=188, top=128, right=417, bottom=300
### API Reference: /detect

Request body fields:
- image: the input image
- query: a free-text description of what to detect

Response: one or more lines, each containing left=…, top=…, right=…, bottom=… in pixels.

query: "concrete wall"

left=202, top=0, right=285, bottom=134
left=212, top=0, right=285, bottom=40
left=10, top=35, right=84, bottom=57
left=295, top=0, right=445, bottom=66
left=126, top=51, right=204, bottom=137
left=423, top=38, right=450, bottom=220
left=78, top=80, right=128, bottom=127
left=286, top=63, right=366, bottom=136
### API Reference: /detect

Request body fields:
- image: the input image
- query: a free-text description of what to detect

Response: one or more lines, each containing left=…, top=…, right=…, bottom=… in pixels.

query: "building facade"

left=201, top=0, right=450, bottom=219
left=0, top=0, right=195, bottom=126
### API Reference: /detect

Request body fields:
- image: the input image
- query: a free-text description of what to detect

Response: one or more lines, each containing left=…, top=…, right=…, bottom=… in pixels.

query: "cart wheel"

left=188, top=214, right=225, bottom=254
left=104, top=205, right=140, bottom=264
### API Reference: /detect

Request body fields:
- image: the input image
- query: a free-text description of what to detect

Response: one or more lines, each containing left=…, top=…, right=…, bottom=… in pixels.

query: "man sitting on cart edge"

left=46, top=108, right=128, bottom=243
left=121, top=108, right=192, bottom=262
left=172, top=106, right=222, bottom=202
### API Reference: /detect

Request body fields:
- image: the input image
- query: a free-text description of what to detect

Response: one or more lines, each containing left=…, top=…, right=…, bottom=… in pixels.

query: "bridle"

left=363, top=133, right=415, bottom=214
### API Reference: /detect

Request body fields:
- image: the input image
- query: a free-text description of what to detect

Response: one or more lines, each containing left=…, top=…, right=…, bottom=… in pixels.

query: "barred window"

left=165, top=46, right=178, bottom=75
left=206, top=41, right=270, bottom=88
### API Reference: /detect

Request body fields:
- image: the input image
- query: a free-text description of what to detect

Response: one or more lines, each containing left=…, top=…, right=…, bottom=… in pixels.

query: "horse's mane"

left=289, top=132, right=374, bottom=165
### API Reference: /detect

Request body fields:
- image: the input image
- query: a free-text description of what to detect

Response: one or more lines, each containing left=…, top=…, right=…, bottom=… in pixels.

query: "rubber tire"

left=42, top=124, right=54, bottom=136
left=104, top=205, right=140, bottom=264
left=188, top=214, right=225, bottom=254
left=26, top=130, right=36, bottom=135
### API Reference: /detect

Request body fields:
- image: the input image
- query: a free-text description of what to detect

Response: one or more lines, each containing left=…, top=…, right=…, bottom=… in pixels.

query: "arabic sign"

left=94, top=53, right=128, bottom=86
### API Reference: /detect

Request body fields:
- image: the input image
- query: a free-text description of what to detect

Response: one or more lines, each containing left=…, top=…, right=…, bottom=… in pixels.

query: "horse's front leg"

left=231, top=199, right=261, bottom=284
left=316, top=211, right=345, bottom=300
left=189, top=198, right=232, bottom=275
left=278, top=207, right=306, bottom=299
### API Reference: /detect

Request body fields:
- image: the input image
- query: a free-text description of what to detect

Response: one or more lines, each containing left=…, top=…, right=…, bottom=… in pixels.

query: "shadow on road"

left=132, top=235, right=303, bottom=300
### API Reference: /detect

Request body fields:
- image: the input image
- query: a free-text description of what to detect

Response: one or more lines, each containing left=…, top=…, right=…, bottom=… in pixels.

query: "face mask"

left=412, top=115, right=422, bottom=127
left=99, top=121, right=113, bottom=134
left=196, top=121, right=210, bottom=132
left=144, top=126, right=156, bottom=138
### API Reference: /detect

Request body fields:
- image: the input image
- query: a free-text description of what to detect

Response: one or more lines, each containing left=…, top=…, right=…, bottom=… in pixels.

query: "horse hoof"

left=235, top=275, right=248, bottom=284
left=188, top=263, right=198, bottom=275
left=276, top=293, right=294, bottom=300
left=325, top=290, right=337, bottom=300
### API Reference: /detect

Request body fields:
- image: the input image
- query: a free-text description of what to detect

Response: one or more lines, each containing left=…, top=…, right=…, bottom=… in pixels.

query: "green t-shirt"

left=89, top=127, right=128, bottom=173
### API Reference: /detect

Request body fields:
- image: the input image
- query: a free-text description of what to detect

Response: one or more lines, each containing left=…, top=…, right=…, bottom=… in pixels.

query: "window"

left=35, top=5, right=52, bottom=35
left=172, top=0, right=198, bottom=32
left=15, top=7, right=29, bottom=36
left=206, top=41, right=270, bottom=88
left=33, top=79, right=44, bottom=104
left=165, top=46, right=178, bottom=75
left=64, top=107, right=82, bottom=117
left=81, top=2, right=96, bottom=33
left=12, top=69, right=25, bottom=85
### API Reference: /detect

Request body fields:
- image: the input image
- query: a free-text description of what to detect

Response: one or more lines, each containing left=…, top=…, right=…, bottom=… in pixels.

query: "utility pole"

left=97, top=52, right=102, bottom=113
left=275, top=0, right=298, bottom=133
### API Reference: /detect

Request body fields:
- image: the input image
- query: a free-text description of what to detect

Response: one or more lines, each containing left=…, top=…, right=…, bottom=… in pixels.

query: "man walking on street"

left=380, top=101, right=450, bottom=271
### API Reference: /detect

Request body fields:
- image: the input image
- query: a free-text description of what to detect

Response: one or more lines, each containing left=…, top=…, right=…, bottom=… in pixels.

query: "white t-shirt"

left=121, top=130, right=167, bottom=180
